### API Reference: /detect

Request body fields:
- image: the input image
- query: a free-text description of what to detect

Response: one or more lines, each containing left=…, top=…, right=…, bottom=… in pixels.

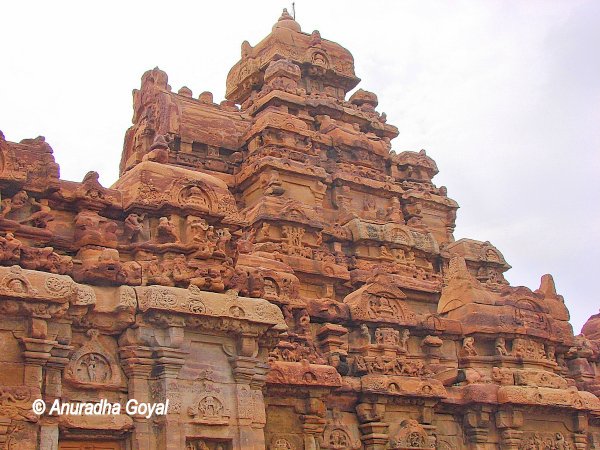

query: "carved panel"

left=518, top=432, right=573, bottom=449
left=64, top=330, right=122, bottom=389
left=389, top=419, right=435, bottom=449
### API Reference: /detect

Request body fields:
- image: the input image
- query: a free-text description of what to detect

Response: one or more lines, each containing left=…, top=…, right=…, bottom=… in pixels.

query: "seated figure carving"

left=0, top=190, right=53, bottom=228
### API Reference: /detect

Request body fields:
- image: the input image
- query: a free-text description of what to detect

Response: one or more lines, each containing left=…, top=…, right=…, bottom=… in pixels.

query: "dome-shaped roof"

left=272, top=8, right=301, bottom=32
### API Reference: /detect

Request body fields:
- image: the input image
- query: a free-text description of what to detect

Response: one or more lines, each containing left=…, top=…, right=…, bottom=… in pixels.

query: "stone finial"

left=279, top=8, right=293, bottom=21
left=241, top=40, right=252, bottom=59
left=142, top=66, right=169, bottom=90
left=82, top=171, right=101, bottom=186
left=199, top=91, right=214, bottom=104
left=309, top=30, right=322, bottom=47
left=178, top=86, right=192, bottom=97
left=273, top=8, right=301, bottom=32
left=220, top=100, right=239, bottom=112
left=538, top=274, right=557, bottom=297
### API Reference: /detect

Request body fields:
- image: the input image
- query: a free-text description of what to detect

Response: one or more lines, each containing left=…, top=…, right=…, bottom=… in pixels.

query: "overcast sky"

left=1, top=1, right=598, bottom=332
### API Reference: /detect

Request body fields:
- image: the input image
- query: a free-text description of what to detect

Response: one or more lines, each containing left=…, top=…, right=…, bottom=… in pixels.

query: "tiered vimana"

left=0, top=9, right=598, bottom=450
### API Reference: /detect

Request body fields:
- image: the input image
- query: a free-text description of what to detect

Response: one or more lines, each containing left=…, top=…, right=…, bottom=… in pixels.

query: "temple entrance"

left=58, top=441, right=123, bottom=450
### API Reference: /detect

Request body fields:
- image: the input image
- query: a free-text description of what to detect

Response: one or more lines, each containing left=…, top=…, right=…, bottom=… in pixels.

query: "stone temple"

left=0, top=9, right=598, bottom=450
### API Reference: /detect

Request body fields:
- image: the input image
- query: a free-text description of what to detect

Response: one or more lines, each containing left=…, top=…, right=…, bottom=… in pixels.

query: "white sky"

left=1, top=1, right=598, bottom=332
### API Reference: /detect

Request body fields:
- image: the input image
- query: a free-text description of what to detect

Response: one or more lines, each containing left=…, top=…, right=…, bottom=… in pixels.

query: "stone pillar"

left=299, top=394, right=327, bottom=450
left=229, top=332, right=269, bottom=450
left=495, top=407, right=523, bottom=450
left=39, top=423, right=59, bottom=450
left=39, top=342, right=73, bottom=450
left=46, top=343, right=73, bottom=401
left=119, top=345, right=154, bottom=450
left=153, top=342, right=188, bottom=450
left=573, top=412, right=589, bottom=450
left=18, top=331, right=56, bottom=450
left=133, top=322, right=188, bottom=450
left=357, top=401, right=388, bottom=450
left=301, top=415, right=326, bottom=450
left=230, top=354, right=260, bottom=384
left=573, top=433, right=588, bottom=450
left=463, top=406, right=492, bottom=450
left=20, top=337, right=55, bottom=389
left=358, top=422, right=389, bottom=450
left=420, top=400, right=437, bottom=426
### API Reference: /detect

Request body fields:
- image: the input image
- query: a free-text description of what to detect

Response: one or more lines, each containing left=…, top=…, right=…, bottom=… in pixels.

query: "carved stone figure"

left=156, top=216, right=179, bottom=243
left=1, top=190, right=54, bottom=228
left=74, top=210, right=118, bottom=247
left=0, top=233, right=22, bottom=264
left=360, top=324, right=371, bottom=345
left=495, top=337, right=510, bottom=356
left=124, top=213, right=148, bottom=242
left=462, top=337, right=478, bottom=357
left=400, top=329, right=410, bottom=352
